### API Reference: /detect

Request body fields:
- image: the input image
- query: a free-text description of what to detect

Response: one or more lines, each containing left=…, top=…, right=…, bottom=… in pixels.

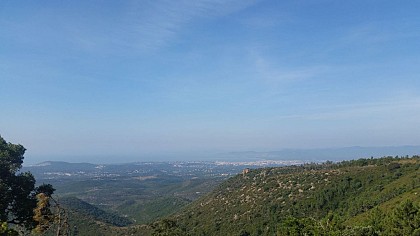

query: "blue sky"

left=1, top=0, right=420, bottom=163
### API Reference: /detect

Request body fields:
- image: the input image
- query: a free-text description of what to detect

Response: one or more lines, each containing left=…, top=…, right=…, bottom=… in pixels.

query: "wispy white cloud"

left=0, top=0, right=260, bottom=58
left=253, top=53, right=329, bottom=84
left=119, top=0, right=259, bottom=51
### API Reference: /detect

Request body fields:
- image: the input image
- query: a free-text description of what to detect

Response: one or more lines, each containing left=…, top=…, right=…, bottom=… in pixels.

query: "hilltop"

left=151, top=156, right=420, bottom=235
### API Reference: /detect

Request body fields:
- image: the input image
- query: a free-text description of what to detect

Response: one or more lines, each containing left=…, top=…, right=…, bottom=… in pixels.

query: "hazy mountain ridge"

left=24, top=145, right=420, bottom=165
left=222, top=145, right=420, bottom=162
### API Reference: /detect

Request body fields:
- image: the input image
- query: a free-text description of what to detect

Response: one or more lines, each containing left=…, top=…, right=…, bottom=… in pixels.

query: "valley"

left=23, top=156, right=420, bottom=235
left=23, top=159, right=291, bottom=233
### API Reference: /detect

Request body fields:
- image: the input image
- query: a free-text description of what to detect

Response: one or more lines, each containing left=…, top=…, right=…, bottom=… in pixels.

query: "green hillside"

left=151, top=156, right=420, bottom=235
left=60, top=197, right=132, bottom=227
left=58, top=210, right=151, bottom=236
left=44, top=197, right=152, bottom=236
left=116, top=196, right=190, bottom=224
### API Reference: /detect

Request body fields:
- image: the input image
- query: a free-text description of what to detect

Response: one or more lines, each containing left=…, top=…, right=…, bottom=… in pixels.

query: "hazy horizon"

left=2, top=1, right=420, bottom=163
left=23, top=145, right=420, bottom=165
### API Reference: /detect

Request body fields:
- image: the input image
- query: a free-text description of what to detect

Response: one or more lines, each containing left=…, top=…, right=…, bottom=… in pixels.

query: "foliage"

left=0, top=136, right=35, bottom=229
left=60, top=196, right=132, bottom=227
left=117, top=196, right=190, bottom=224
left=0, top=222, right=18, bottom=236
left=148, top=156, right=420, bottom=235
left=6, top=137, right=418, bottom=236
left=0, top=135, right=56, bottom=233
left=33, top=193, right=54, bottom=233
left=151, top=219, right=187, bottom=236
left=384, top=200, right=420, bottom=235
left=58, top=209, right=152, bottom=236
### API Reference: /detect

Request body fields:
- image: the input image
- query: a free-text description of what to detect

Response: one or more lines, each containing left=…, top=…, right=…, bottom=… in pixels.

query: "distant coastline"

left=24, top=145, right=420, bottom=166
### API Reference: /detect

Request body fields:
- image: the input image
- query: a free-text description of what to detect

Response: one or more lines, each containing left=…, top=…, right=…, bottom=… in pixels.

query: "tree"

left=0, top=222, right=18, bottom=236
left=151, top=219, right=187, bottom=236
left=0, top=135, right=55, bottom=233
left=386, top=200, right=420, bottom=235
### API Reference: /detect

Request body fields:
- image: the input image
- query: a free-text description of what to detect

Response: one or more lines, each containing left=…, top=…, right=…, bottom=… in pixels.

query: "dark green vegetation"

left=117, top=196, right=190, bottom=224
left=4, top=134, right=419, bottom=235
left=58, top=203, right=152, bottom=236
left=24, top=161, right=260, bottom=235
left=60, top=197, right=132, bottom=227
left=152, top=156, right=420, bottom=235
left=57, top=157, right=418, bottom=236
left=28, top=167, right=227, bottom=235
left=23, top=157, right=286, bottom=235
left=0, top=136, right=55, bottom=235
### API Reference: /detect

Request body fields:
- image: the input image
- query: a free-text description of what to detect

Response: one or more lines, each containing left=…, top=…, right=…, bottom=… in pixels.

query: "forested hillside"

left=35, top=156, right=420, bottom=235
left=60, top=197, right=132, bottom=227
left=151, top=156, right=420, bottom=235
